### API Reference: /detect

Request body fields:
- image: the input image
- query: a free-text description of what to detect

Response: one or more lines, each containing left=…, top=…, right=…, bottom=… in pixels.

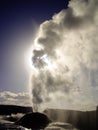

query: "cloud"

left=0, top=91, right=32, bottom=106
left=31, top=0, right=98, bottom=111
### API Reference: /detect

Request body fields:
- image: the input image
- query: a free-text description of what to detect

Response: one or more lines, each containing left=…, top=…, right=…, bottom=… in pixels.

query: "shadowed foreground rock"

left=15, top=112, right=51, bottom=130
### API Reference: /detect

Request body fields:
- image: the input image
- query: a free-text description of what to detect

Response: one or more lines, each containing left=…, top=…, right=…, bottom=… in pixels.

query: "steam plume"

left=31, top=0, right=98, bottom=111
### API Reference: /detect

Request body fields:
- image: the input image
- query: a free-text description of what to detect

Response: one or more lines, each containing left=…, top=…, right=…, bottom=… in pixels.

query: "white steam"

left=31, top=0, right=98, bottom=111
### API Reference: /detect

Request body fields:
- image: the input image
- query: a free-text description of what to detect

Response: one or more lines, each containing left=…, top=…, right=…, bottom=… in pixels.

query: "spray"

left=31, top=0, right=98, bottom=112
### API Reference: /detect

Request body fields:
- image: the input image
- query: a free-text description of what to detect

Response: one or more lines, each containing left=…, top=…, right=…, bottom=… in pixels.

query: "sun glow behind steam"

left=25, top=47, right=34, bottom=70
left=25, top=47, right=56, bottom=73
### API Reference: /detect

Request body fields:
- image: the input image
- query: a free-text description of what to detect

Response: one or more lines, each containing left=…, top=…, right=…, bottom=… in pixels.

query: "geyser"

left=31, top=0, right=98, bottom=111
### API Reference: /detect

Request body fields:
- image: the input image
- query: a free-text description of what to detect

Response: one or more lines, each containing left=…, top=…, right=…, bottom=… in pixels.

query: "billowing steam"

left=31, top=0, right=98, bottom=111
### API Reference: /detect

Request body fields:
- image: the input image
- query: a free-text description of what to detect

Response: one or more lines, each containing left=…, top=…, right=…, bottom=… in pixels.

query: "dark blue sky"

left=0, top=0, right=70, bottom=92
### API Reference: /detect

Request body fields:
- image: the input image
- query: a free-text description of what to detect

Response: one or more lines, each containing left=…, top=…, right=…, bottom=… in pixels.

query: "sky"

left=0, top=0, right=98, bottom=111
left=0, top=0, right=70, bottom=106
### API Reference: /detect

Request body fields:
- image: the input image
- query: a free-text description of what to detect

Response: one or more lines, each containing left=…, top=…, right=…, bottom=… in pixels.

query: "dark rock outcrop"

left=0, top=105, right=32, bottom=115
left=97, top=106, right=98, bottom=129
left=15, top=112, right=51, bottom=130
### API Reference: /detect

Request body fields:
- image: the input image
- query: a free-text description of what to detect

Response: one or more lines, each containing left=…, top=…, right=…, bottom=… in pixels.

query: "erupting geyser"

left=31, top=0, right=98, bottom=111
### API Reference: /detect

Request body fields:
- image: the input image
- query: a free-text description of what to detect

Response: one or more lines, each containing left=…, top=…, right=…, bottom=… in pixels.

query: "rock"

left=15, top=112, right=51, bottom=130
left=0, top=105, right=32, bottom=115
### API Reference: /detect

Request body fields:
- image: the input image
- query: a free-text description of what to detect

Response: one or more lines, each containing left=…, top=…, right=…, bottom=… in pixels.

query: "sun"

left=25, top=46, right=57, bottom=72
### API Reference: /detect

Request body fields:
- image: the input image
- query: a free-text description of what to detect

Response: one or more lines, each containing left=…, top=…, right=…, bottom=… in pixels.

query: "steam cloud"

left=31, top=0, right=98, bottom=111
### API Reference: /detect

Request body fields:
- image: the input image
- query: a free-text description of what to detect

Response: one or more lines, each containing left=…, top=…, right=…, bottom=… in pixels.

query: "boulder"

left=15, top=112, right=51, bottom=130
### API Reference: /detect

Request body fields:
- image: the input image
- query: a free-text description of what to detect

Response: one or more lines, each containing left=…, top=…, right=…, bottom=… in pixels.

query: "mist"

left=31, top=0, right=98, bottom=111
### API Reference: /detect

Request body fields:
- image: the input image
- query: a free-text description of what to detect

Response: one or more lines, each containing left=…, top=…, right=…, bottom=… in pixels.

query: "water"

left=0, top=122, right=31, bottom=130
left=0, top=122, right=78, bottom=130
left=0, top=123, right=30, bottom=130
left=45, top=122, right=79, bottom=130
